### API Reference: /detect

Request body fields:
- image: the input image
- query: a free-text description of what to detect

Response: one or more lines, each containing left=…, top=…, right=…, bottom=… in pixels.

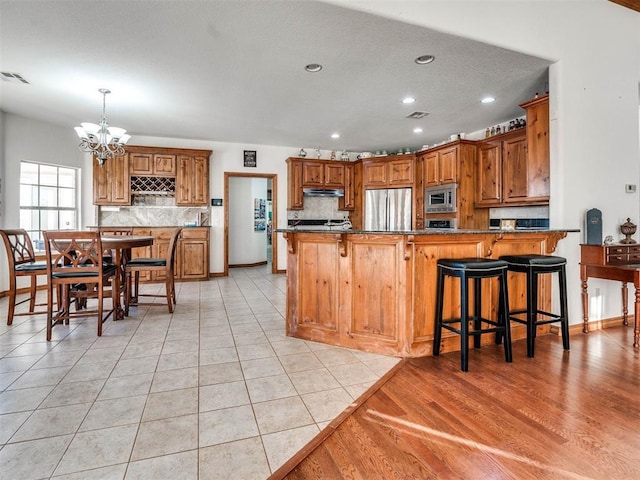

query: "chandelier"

left=74, top=88, right=130, bottom=165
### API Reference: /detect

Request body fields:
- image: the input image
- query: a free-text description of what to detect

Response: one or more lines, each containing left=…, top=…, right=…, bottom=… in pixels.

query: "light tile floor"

left=0, top=266, right=400, bottom=479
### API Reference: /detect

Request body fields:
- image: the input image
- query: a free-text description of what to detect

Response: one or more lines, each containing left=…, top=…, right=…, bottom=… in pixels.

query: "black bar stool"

left=433, top=258, right=512, bottom=372
left=499, top=254, right=569, bottom=358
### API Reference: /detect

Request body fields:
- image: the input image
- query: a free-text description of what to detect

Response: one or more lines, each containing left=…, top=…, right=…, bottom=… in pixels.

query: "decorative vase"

left=620, top=218, right=637, bottom=244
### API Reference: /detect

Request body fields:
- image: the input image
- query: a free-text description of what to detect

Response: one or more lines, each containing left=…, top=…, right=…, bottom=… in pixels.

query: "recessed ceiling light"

left=305, top=63, right=322, bottom=72
left=413, top=127, right=423, bottom=134
left=481, top=96, right=496, bottom=104
left=331, top=133, right=340, bottom=139
left=415, top=55, right=435, bottom=65
left=402, top=97, right=416, bottom=104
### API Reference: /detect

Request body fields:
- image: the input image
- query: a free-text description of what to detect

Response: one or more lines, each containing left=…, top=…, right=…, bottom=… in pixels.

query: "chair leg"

left=97, top=282, right=103, bottom=337
left=526, top=270, right=538, bottom=358
left=460, top=273, right=469, bottom=372
left=165, top=277, right=173, bottom=313
left=124, top=270, right=131, bottom=315
left=7, top=275, right=17, bottom=325
left=29, top=275, right=37, bottom=312
left=112, top=274, right=119, bottom=322
left=559, top=266, right=570, bottom=351
left=46, top=285, right=53, bottom=341
left=473, top=277, right=482, bottom=349
left=433, top=267, right=445, bottom=356
left=134, top=272, right=140, bottom=304
left=499, top=272, right=513, bottom=363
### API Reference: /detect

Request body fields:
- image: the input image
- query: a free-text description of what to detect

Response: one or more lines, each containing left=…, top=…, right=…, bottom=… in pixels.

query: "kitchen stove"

left=287, top=219, right=352, bottom=231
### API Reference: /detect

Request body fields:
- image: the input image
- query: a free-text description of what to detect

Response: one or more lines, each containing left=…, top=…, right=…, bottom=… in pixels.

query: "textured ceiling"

left=0, top=0, right=551, bottom=153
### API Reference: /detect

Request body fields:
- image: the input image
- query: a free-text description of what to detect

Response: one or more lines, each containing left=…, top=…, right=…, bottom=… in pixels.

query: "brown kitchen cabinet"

left=301, top=161, right=345, bottom=188
left=287, top=159, right=304, bottom=210
left=423, top=145, right=457, bottom=186
left=414, top=154, right=424, bottom=229
left=130, top=152, right=176, bottom=176
left=93, top=153, right=131, bottom=205
left=362, top=155, right=415, bottom=189
left=338, top=162, right=356, bottom=211
left=520, top=94, right=550, bottom=203
left=476, top=128, right=545, bottom=207
left=476, top=95, right=549, bottom=208
left=179, top=228, right=210, bottom=279
left=131, top=227, right=210, bottom=282
left=286, top=157, right=352, bottom=210
left=176, top=154, right=210, bottom=206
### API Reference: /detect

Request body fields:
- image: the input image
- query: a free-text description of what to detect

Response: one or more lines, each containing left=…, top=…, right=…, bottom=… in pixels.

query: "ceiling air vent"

left=406, top=111, right=429, bottom=119
left=1, top=72, right=30, bottom=84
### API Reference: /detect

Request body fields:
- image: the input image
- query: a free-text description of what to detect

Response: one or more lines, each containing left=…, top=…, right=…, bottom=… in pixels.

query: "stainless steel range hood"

left=303, top=188, right=345, bottom=197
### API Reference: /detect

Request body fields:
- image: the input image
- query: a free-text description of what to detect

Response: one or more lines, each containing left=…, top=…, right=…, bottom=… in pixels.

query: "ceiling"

left=0, top=0, right=551, bottom=153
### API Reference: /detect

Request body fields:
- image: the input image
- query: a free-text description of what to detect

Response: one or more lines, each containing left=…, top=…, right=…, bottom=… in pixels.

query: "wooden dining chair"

left=43, top=230, right=119, bottom=341
left=74, top=228, right=132, bottom=310
left=124, top=228, right=181, bottom=314
left=0, top=229, right=50, bottom=325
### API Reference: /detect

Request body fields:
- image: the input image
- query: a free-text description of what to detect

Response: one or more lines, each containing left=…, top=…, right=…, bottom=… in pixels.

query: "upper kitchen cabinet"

left=422, top=145, right=457, bottom=186
left=93, top=154, right=131, bottom=205
left=286, top=157, right=353, bottom=210
left=362, top=154, right=415, bottom=189
left=176, top=153, right=211, bottom=206
left=287, top=158, right=304, bottom=210
left=301, top=160, right=345, bottom=188
left=520, top=94, right=550, bottom=202
left=338, top=162, right=356, bottom=211
left=476, top=95, right=550, bottom=208
left=130, top=152, right=176, bottom=176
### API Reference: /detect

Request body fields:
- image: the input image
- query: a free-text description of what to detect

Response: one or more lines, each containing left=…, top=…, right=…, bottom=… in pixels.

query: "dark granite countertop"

left=87, top=225, right=211, bottom=228
left=275, top=228, right=580, bottom=234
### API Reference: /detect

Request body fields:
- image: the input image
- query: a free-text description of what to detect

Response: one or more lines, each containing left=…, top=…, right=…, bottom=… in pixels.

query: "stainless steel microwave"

left=424, top=184, right=457, bottom=213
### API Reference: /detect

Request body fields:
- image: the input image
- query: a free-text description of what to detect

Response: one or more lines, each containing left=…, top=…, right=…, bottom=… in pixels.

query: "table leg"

left=113, top=247, right=129, bottom=320
left=580, top=264, right=589, bottom=333
left=621, top=282, right=629, bottom=326
left=634, top=272, right=640, bottom=348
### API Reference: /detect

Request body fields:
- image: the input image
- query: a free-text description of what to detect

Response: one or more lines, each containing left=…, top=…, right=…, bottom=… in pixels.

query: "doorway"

left=224, top=172, right=278, bottom=276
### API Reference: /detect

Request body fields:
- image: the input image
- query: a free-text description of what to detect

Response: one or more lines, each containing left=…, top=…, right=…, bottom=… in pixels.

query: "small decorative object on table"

left=315, top=147, right=321, bottom=159
left=298, top=148, right=307, bottom=157
left=330, top=150, right=336, bottom=160
left=620, top=218, right=637, bottom=244
left=341, top=150, right=350, bottom=161
left=603, top=235, right=614, bottom=245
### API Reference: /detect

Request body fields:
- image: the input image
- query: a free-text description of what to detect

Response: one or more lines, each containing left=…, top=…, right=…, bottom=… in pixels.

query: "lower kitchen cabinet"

left=179, top=228, right=210, bottom=279
left=131, top=227, right=210, bottom=282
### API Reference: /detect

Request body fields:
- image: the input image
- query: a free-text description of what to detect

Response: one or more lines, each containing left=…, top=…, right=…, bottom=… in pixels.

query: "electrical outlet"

left=625, top=184, right=637, bottom=193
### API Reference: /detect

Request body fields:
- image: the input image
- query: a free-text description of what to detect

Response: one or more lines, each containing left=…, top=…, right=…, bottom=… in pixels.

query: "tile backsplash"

left=287, top=196, right=349, bottom=221
left=99, top=205, right=209, bottom=226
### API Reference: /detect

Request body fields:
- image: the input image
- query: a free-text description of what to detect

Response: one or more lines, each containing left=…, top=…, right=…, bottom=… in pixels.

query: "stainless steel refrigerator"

left=364, top=188, right=412, bottom=231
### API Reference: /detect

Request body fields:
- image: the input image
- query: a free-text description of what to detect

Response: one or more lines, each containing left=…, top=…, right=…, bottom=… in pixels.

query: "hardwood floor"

left=270, top=325, right=640, bottom=480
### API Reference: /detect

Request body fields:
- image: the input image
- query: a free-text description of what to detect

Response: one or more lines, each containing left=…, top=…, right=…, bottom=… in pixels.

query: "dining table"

left=101, top=234, right=154, bottom=318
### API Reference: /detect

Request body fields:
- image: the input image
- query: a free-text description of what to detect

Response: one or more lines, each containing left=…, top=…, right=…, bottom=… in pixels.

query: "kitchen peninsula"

left=278, top=227, right=577, bottom=357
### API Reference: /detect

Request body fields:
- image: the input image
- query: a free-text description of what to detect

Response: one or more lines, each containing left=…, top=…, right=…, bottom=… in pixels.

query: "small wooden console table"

left=580, top=244, right=640, bottom=347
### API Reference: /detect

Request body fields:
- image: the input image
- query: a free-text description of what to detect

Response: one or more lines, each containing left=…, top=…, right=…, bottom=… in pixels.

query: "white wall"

left=0, top=112, right=91, bottom=292
left=229, top=176, right=268, bottom=265
left=329, top=0, right=640, bottom=325
left=0, top=111, right=5, bottom=224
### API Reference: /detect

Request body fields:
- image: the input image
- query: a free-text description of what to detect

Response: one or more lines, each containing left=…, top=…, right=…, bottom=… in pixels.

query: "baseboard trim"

left=209, top=272, right=225, bottom=278
left=229, top=261, right=268, bottom=268
left=0, top=284, right=48, bottom=299
left=550, top=317, right=626, bottom=335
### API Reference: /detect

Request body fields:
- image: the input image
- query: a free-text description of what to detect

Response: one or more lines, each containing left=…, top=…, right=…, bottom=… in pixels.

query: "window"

left=20, top=161, right=79, bottom=251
